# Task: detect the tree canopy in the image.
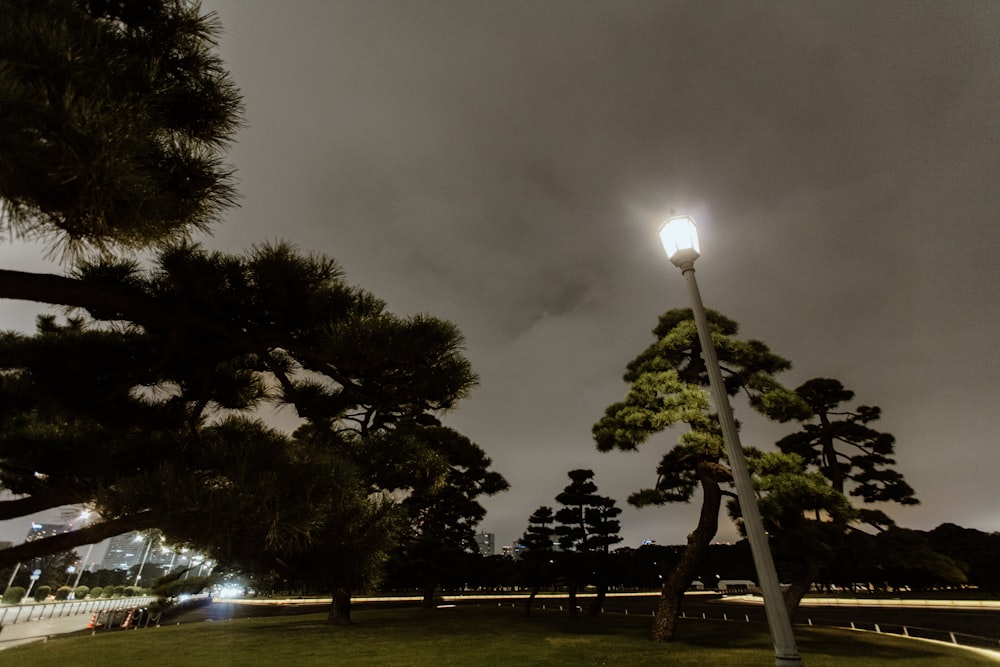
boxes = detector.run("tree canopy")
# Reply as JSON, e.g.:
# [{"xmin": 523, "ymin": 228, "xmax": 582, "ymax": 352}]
[
  {"xmin": 0, "ymin": 4, "xmax": 508, "ymax": 626},
  {"xmin": 0, "ymin": 0, "xmax": 242, "ymax": 256},
  {"xmin": 776, "ymin": 377, "xmax": 918, "ymax": 529},
  {"xmin": 0, "ymin": 242, "xmax": 486, "ymax": 572},
  {"xmin": 731, "ymin": 449, "xmax": 857, "ymax": 613},
  {"xmin": 593, "ymin": 308, "xmax": 802, "ymax": 641}
]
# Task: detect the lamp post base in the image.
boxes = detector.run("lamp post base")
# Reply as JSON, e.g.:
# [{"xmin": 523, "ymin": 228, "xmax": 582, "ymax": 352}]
[{"xmin": 775, "ymin": 652, "xmax": 804, "ymax": 667}]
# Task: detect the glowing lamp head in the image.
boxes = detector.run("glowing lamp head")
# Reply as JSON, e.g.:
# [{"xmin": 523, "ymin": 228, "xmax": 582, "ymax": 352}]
[{"xmin": 658, "ymin": 215, "xmax": 700, "ymax": 269}]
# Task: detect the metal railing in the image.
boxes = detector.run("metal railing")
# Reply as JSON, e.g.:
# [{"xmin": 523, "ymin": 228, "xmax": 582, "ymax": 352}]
[
  {"xmin": 676, "ymin": 605, "xmax": 1000, "ymax": 655},
  {"xmin": 0, "ymin": 596, "xmax": 157, "ymax": 627}
]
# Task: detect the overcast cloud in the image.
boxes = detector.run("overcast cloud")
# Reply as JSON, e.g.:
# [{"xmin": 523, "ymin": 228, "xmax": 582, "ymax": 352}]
[{"xmin": 2, "ymin": 1, "xmax": 998, "ymax": 552}]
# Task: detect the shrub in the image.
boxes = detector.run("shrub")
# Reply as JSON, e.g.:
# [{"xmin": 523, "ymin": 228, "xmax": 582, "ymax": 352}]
[
  {"xmin": 75, "ymin": 585, "xmax": 90, "ymax": 599},
  {"xmin": 33, "ymin": 585, "xmax": 51, "ymax": 602},
  {"xmin": 113, "ymin": 585, "xmax": 125, "ymax": 597},
  {"xmin": 102, "ymin": 586, "xmax": 115, "ymax": 598},
  {"xmin": 88, "ymin": 586, "xmax": 103, "ymax": 599},
  {"xmin": 2, "ymin": 586, "xmax": 26, "ymax": 604},
  {"xmin": 55, "ymin": 586, "xmax": 73, "ymax": 601}
]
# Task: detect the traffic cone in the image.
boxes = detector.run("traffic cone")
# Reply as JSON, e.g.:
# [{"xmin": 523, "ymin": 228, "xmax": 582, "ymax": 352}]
[
  {"xmin": 87, "ymin": 613, "xmax": 98, "ymax": 635},
  {"xmin": 121, "ymin": 608, "xmax": 134, "ymax": 629}
]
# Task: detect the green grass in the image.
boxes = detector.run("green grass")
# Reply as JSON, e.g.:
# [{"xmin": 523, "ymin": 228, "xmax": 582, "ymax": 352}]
[{"xmin": 0, "ymin": 604, "xmax": 994, "ymax": 666}]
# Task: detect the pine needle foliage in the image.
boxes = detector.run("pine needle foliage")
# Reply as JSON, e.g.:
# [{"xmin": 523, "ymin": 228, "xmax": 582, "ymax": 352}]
[{"xmin": 0, "ymin": 0, "xmax": 243, "ymax": 258}]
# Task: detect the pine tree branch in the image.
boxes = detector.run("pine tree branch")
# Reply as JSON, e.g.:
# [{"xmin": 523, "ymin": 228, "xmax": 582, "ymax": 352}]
[
  {"xmin": 0, "ymin": 268, "xmax": 302, "ymax": 400},
  {"xmin": 0, "ymin": 489, "xmax": 88, "ymax": 522},
  {"xmin": 0, "ymin": 511, "xmax": 159, "ymax": 569}
]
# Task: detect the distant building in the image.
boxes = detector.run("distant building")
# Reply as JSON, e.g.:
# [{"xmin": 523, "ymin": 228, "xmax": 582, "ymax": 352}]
[
  {"xmin": 100, "ymin": 532, "xmax": 172, "ymax": 572},
  {"xmin": 474, "ymin": 531, "xmax": 495, "ymax": 556},
  {"xmin": 101, "ymin": 533, "xmax": 145, "ymax": 571},
  {"xmin": 26, "ymin": 522, "xmax": 73, "ymax": 542},
  {"xmin": 22, "ymin": 523, "xmax": 74, "ymax": 570}
]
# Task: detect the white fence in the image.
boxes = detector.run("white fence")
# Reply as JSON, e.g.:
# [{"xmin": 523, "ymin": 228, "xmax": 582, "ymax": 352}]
[{"xmin": 0, "ymin": 596, "xmax": 157, "ymax": 627}]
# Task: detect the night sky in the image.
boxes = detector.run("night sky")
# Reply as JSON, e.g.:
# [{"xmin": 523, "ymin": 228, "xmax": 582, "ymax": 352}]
[{"xmin": 2, "ymin": 1, "xmax": 998, "ymax": 554}]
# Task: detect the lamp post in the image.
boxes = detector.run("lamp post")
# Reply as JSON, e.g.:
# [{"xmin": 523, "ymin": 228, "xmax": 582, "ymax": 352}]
[
  {"xmin": 133, "ymin": 533, "xmax": 153, "ymax": 587},
  {"xmin": 658, "ymin": 214, "xmax": 803, "ymax": 667},
  {"xmin": 71, "ymin": 543, "xmax": 94, "ymax": 589},
  {"xmin": 6, "ymin": 562, "xmax": 21, "ymax": 591},
  {"xmin": 72, "ymin": 511, "xmax": 95, "ymax": 590}
]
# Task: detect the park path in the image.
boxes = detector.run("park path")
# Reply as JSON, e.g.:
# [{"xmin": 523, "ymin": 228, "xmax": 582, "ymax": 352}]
[{"xmin": 0, "ymin": 611, "xmax": 92, "ymax": 650}]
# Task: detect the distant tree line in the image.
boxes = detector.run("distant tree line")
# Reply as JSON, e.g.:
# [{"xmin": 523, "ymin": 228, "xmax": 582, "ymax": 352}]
[{"xmin": 353, "ymin": 521, "xmax": 997, "ymax": 602}]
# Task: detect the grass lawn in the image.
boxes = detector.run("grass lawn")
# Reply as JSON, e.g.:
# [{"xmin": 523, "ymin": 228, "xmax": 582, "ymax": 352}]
[{"xmin": 0, "ymin": 604, "xmax": 994, "ymax": 666}]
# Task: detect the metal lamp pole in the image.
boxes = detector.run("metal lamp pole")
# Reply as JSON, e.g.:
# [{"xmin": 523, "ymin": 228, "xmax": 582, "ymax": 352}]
[
  {"xmin": 72, "ymin": 543, "xmax": 95, "ymax": 589},
  {"xmin": 659, "ymin": 215, "xmax": 803, "ymax": 667},
  {"xmin": 133, "ymin": 534, "xmax": 153, "ymax": 587},
  {"xmin": 72, "ymin": 510, "xmax": 94, "ymax": 589}
]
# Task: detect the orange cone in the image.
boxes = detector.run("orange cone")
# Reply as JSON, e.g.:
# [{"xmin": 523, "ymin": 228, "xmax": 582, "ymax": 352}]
[{"xmin": 87, "ymin": 612, "xmax": 98, "ymax": 635}]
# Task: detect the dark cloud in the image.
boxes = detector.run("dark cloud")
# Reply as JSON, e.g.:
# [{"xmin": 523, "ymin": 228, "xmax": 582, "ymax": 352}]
[
  {"xmin": 158, "ymin": 0, "xmax": 1000, "ymax": 548},
  {"xmin": 3, "ymin": 1, "xmax": 998, "ymax": 550}
]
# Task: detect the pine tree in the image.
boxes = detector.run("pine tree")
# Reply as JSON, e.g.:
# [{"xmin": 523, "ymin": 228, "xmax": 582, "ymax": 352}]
[
  {"xmin": 593, "ymin": 308, "xmax": 803, "ymax": 641},
  {"xmin": 776, "ymin": 378, "xmax": 918, "ymax": 529},
  {"xmin": 395, "ymin": 426, "xmax": 509, "ymax": 609},
  {"xmin": 517, "ymin": 506, "xmax": 556, "ymax": 616},
  {"xmin": 0, "ymin": 0, "xmax": 242, "ymax": 256},
  {"xmin": 731, "ymin": 449, "xmax": 856, "ymax": 615},
  {"xmin": 552, "ymin": 469, "xmax": 622, "ymax": 618}
]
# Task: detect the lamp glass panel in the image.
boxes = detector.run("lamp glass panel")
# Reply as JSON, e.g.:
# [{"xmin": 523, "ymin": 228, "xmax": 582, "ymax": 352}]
[{"xmin": 658, "ymin": 216, "xmax": 700, "ymax": 259}]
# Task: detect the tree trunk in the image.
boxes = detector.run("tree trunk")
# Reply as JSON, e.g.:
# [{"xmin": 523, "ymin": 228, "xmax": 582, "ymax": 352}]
[
  {"xmin": 783, "ymin": 560, "xmax": 822, "ymax": 619},
  {"xmin": 421, "ymin": 582, "xmax": 437, "ymax": 608},
  {"xmin": 588, "ymin": 582, "xmax": 608, "ymax": 616},
  {"xmin": 651, "ymin": 470, "xmax": 722, "ymax": 642},
  {"xmin": 524, "ymin": 585, "xmax": 540, "ymax": 617},
  {"xmin": 327, "ymin": 588, "xmax": 352, "ymax": 626},
  {"xmin": 818, "ymin": 413, "xmax": 845, "ymax": 494},
  {"xmin": 567, "ymin": 583, "xmax": 579, "ymax": 619}
]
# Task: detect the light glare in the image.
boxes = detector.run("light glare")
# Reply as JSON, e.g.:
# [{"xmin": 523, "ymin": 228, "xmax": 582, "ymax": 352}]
[{"xmin": 658, "ymin": 215, "xmax": 700, "ymax": 258}]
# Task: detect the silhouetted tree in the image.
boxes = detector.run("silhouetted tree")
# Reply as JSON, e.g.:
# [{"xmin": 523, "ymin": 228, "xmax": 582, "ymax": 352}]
[
  {"xmin": 770, "ymin": 378, "xmax": 922, "ymax": 609},
  {"xmin": 552, "ymin": 469, "xmax": 622, "ymax": 618},
  {"xmin": 926, "ymin": 523, "xmax": 1000, "ymax": 593},
  {"xmin": 0, "ymin": 2, "xmax": 506, "ymax": 633},
  {"xmin": 517, "ymin": 506, "xmax": 557, "ymax": 616},
  {"xmin": 583, "ymin": 494, "xmax": 623, "ymax": 615},
  {"xmin": 865, "ymin": 527, "xmax": 967, "ymax": 592},
  {"xmin": 394, "ymin": 427, "xmax": 509, "ymax": 608},
  {"xmin": 777, "ymin": 378, "xmax": 918, "ymax": 529}
]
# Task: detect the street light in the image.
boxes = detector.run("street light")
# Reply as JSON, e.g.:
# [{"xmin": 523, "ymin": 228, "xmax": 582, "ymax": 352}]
[
  {"xmin": 72, "ymin": 511, "xmax": 95, "ymax": 590},
  {"xmin": 133, "ymin": 533, "xmax": 153, "ymax": 587},
  {"xmin": 658, "ymin": 214, "xmax": 803, "ymax": 667}
]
